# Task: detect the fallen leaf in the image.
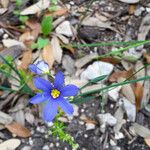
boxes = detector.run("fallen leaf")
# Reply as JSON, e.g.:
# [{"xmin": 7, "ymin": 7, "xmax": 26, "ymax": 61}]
[
  {"xmin": 75, "ymin": 53, "xmax": 98, "ymax": 69},
  {"xmin": 0, "ymin": 111, "xmax": 13, "ymax": 125},
  {"xmin": 99, "ymin": 57, "xmax": 121, "ymax": 65},
  {"xmin": 82, "ymin": 17, "xmax": 118, "ymax": 32},
  {"xmin": 42, "ymin": 44, "xmax": 54, "ymax": 69},
  {"xmin": 128, "ymin": 4, "xmax": 136, "ymax": 15},
  {"xmin": 0, "ymin": 139, "xmax": 21, "ymax": 150},
  {"xmin": 51, "ymin": 36, "xmax": 63, "ymax": 63},
  {"xmin": 145, "ymin": 138, "xmax": 150, "ymax": 148},
  {"xmin": 20, "ymin": 0, "xmax": 50, "ymax": 15},
  {"xmin": 144, "ymin": 52, "xmax": 150, "ymax": 63},
  {"xmin": 46, "ymin": 8, "xmax": 68, "ymax": 17},
  {"xmin": 80, "ymin": 115, "xmax": 97, "ymax": 124},
  {"xmin": 130, "ymin": 123, "xmax": 150, "ymax": 138},
  {"xmin": 119, "ymin": 78, "xmax": 135, "ymax": 104},
  {"xmin": 134, "ymin": 61, "xmax": 145, "ymax": 85},
  {"xmin": 56, "ymin": 21, "xmax": 73, "ymax": 37},
  {"xmin": 62, "ymin": 55, "xmax": 75, "ymax": 74},
  {"xmin": 19, "ymin": 31, "xmax": 34, "ymax": 47},
  {"xmin": 5, "ymin": 122, "xmax": 31, "ymax": 138},
  {"xmin": 137, "ymin": 13, "xmax": 150, "ymax": 50},
  {"xmin": 109, "ymin": 69, "xmax": 133, "ymax": 82},
  {"xmin": 132, "ymin": 83, "xmax": 144, "ymax": 111},
  {"xmin": 1, "ymin": 0, "xmax": 9, "ymax": 8},
  {"xmin": 2, "ymin": 39, "xmax": 25, "ymax": 48},
  {"xmin": 19, "ymin": 50, "xmax": 32, "ymax": 70},
  {"xmin": 62, "ymin": 44, "xmax": 75, "ymax": 54},
  {"xmin": 25, "ymin": 19, "xmax": 40, "ymax": 40}
]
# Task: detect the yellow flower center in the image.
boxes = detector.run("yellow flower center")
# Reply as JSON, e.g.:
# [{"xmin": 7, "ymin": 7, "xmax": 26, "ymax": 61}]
[{"xmin": 51, "ymin": 89, "xmax": 60, "ymax": 99}]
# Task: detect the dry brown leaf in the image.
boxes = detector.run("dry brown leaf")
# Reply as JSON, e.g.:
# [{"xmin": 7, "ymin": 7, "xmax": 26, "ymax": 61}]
[
  {"xmin": 145, "ymin": 138, "xmax": 150, "ymax": 148},
  {"xmin": 109, "ymin": 69, "xmax": 133, "ymax": 82},
  {"xmin": 42, "ymin": 44, "xmax": 54, "ymax": 69},
  {"xmin": 46, "ymin": 8, "xmax": 68, "ymax": 17},
  {"xmin": 5, "ymin": 122, "xmax": 31, "ymax": 138},
  {"xmin": 132, "ymin": 83, "xmax": 144, "ymax": 111},
  {"xmin": 19, "ymin": 31, "xmax": 34, "ymax": 47},
  {"xmin": 25, "ymin": 19, "xmax": 40, "ymax": 40},
  {"xmin": 99, "ymin": 57, "xmax": 120, "ymax": 65},
  {"xmin": 144, "ymin": 52, "xmax": 150, "ymax": 64},
  {"xmin": 62, "ymin": 44, "xmax": 75, "ymax": 54},
  {"xmin": 18, "ymin": 50, "xmax": 32, "ymax": 70},
  {"xmin": 128, "ymin": 4, "xmax": 136, "ymax": 15}
]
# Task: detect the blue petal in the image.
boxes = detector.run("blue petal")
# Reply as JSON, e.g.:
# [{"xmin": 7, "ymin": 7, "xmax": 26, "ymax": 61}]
[
  {"xmin": 29, "ymin": 64, "xmax": 38, "ymax": 74},
  {"xmin": 36, "ymin": 61, "xmax": 49, "ymax": 74},
  {"xmin": 54, "ymin": 71, "xmax": 64, "ymax": 89},
  {"xmin": 58, "ymin": 98, "xmax": 74, "ymax": 115},
  {"xmin": 33, "ymin": 77, "xmax": 53, "ymax": 92},
  {"xmin": 29, "ymin": 93, "xmax": 49, "ymax": 104},
  {"xmin": 43, "ymin": 100, "xmax": 58, "ymax": 122},
  {"xmin": 61, "ymin": 85, "xmax": 78, "ymax": 97}
]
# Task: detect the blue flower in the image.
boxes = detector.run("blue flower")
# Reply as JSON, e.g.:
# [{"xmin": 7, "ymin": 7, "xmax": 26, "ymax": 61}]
[
  {"xmin": 29, "ymin": 60, "xmax": 49, "ymax": 75},
  {"xmin": 29, "ymin": 71, "xmax": 78, "ymax": 122}
]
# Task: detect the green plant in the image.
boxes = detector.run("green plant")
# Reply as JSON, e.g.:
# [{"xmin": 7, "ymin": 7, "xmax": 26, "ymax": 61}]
[
  {"xmin": 41, "ymin": 16, "xmax": 53, "ymax": 36},
  {"xmin": 31, "ymin": 37, "xmax": 49, "ymax": 49},
  {"xmin": 49, "ymin": 114, "xmax": 79, "ymax": 150}
]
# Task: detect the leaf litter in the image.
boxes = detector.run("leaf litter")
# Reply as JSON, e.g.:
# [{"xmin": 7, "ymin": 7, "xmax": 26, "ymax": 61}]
[{"xmin": 0, "ymin": 0, "xmax": 150, "ymax": 149}]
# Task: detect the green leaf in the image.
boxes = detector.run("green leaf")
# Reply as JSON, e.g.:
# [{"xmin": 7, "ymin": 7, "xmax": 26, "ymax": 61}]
[
  {"xmin": 72, "ymin": 96, "xmax": 96, "ymax": 104},
  {"xmin": 16, "ymin": 0, "xmax": 23, "ymax": 7},
  {"xmin": 41, "ymin": 16, "xmax": 53, "ymax": 36},
  {"xmin": 37, "ymin": 38, "xmax": 49, "ymax": 49},
  {"xmin": 81, "ymin": 75, "xmax": 107, "ymax": 90},
  {"xmin": 32, "ymin": 38, "xmax": 49, "ymax": 49},
  {"xmin": 19, "ymin": 15, "xmax": 29, "ymax": 23},
  {"xmin": 79, "ymin": 75, "xmax": 150, "ymax": 97}
]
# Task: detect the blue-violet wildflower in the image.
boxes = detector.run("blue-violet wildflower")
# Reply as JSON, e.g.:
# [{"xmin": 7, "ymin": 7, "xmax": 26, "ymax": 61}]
[
  {"xmin": 29, "ymin": 71, "xmax": 78, "ymax": 122},
  {"xmin": 29, "ymin": 60, "xmax": 49, "ymax": 75}
]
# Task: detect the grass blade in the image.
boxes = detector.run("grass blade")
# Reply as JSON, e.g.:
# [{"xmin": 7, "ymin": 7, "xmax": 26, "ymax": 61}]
[
  {"xmin": 80, "ymin": 75, "xmax": 107, "ymax": 90},
  {"xmin": 79, "ymin": 76, "xmax": 150, "ymax": 97}
]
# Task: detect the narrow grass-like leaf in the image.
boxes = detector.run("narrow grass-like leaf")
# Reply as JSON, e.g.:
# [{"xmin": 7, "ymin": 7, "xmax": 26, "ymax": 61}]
[
  {"xmin": 70, "ymin": 40, "xmax": 150, "ymax": 48},
  {"xmin": 95, "ymin": 40, "xmax": 150, "ymax": 59},
  {"xmin": 0, "ymin": 86, "xmax": 16, "ymax": 92},
  {"xmin": 81, "ymin": 75, "xmax": 107, "ymax": 90},
  {"xmin": 72, "ymin": 96, "xmax": 96, "ymax": 104},
  {"xmin": 0, "ymin": 68, "xmax": 20, "ymax": 81},
  {"xmin": 0, "ymin": 55, "xmax": 21, "ymax": 79},
  {"xmin": 41, "ymin": 16, "xmax": 53, "ymax": 36},
  {"xmin": 79, "ymin": 76, "xmax": 150, "ymax": 97}
]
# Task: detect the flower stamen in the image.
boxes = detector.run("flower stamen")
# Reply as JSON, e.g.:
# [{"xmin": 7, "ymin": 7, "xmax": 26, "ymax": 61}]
[{"xmin": 51, "ymin": 89, "xmax": 60, "ymax": 98}]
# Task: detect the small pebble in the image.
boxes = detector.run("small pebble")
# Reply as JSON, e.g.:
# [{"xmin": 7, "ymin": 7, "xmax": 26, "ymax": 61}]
[
  {"xmin": 81, "ymin": 109, "xmax": 85, "ymax": 113},
  {"xmin": 29, "ymin": 138, "xmax": 33, "ymax": 145},
  {"xmin": 42, "ymin": 145, "xmax": 49, "ymax": 150},
  {"xmin": 21, "ymin": 146, "xmax": 31, "ymax": 150},
  {"xmin": 115, "ymin": 132, "xmax": 124, "ymax": 140},
  {"xmin": 110, "ymin": 139, "xmax": 116, "ymax": 146},
  {"xmin": 56, "ymin": 142, "xmax": 60, "ymax": 147},
  {"xmin": 84, "ymin": 134, "xmax": 88, "ymax": 138},
  {"xmin": 78, "ymin": 121, "xmax": 84, "ymax": 125},
  {"xmin": 3, "ymin": 33, "xmax": 8, "ymax": 39},
  {"xmin": 49, "ymin": 143, "xmax": 54, "ymax": 148},
  {"xmin": 86, "ymin": 123, "xmax": 96, "ymax": 130}
]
